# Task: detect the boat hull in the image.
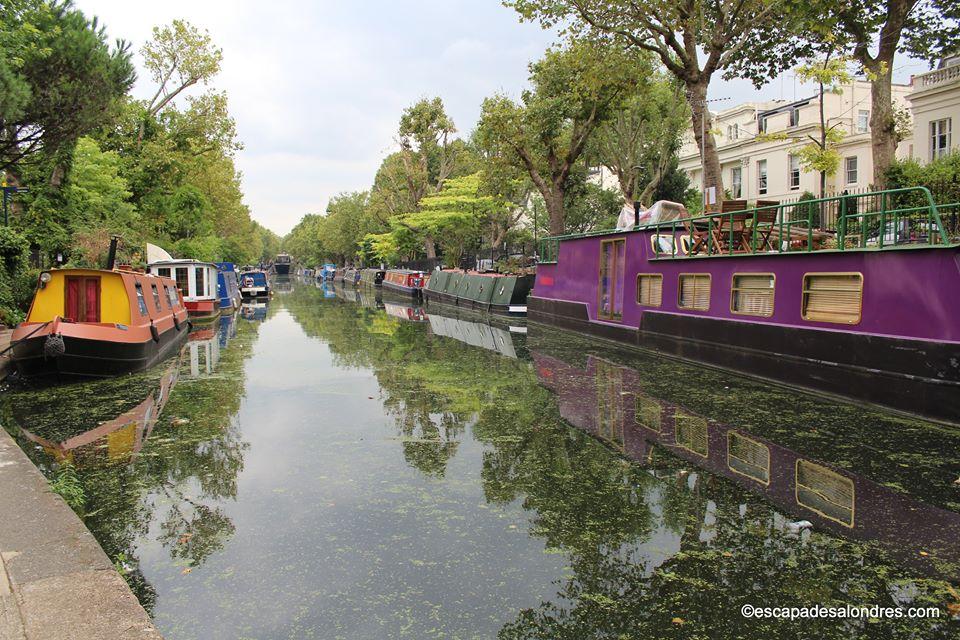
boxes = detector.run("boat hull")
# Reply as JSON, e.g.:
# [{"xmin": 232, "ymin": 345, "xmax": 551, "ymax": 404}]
[
  {"xmin": 12, "ymin": 325, "xmax": 189, "ymax": 379},
  {"xmin": 240, "ymin": 286, "xmax": 269, "ymax": 298},
  {"xmin": 528, "ymin": 296, "xmax": 960, "ymax": 424},
  {"xmin": 381, "ymin": 282, "xmax": 422, "ymax": 299},
  {"xmin": 274, "ymin": 264, "xmax": 290, "ymax": 275}
]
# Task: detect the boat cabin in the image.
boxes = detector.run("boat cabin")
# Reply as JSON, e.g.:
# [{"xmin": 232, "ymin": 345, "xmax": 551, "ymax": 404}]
[
  {"xmin": 239, "ymin": 270, "xmax": 270, "ymax": 298},
  {"xmin": 148, "ymin": 260, "xmax": 220, "ymax": 321}
]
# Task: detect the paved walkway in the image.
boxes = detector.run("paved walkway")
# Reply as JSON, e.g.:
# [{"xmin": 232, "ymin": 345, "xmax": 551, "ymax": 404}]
[{"xmin": 0, "ymin": 427, "xmax": 162, "ymax": 639}]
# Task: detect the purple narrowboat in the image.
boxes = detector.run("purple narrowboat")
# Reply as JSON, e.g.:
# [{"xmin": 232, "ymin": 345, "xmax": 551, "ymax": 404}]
[{"xmin": 529, "ymin": 187, "xmax": 960, "ymax": 423}]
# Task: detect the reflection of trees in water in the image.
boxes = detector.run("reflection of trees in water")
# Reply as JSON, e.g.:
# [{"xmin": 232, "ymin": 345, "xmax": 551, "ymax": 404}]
[
  {"xmin": 483, "ymin": 353, "xmax": 957, "ymax": 639},
  {"xmin": 0, "ymin": 318, "xmax": 260, "ymax": 614}
]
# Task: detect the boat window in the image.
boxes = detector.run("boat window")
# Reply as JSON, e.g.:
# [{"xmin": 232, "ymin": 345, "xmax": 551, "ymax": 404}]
[
  {"xmin": 175, "ymin": 268, "xmax": 189, "ymax": 297},
  {"xmin": 796, "ymin": 459, "xmax": 854, "ymax": 527},
  {"xmin": 166, "ymin": 285, "xmax": 179, "ymax": 308},
  {"xmin": 634, "ymin": 394, "xmax": 662, "ymax": 432},
  {"xmin": 636, "ymin": 274, "xmax": 663, "ymax": 307},
  {"xmin": 650, "ymin": 234, "xmax": 679, "ymax": 256},
  {"xmin": 801, "ymin": 273, "xmax": 862, "ymax": 324},
  {"xmin": 151, "ymin": 284, "xmax": 163, "ymax": 311},
  {"xmin": 678, "ymin": 274, "xmax": 711, "ymax": 310},
  {"xmin": 727, "ymin": 431, "xmax": 770, "ymax": 484},
  {"xmin": 195, "ymin": 267, "xmax": 206, "ymax": 297},
  {"xmin": 731, "ymin": 273, "xmax": 775, "ymax": 317},
  {"xmin": 674, "ymin": 411, "xmax": 708, "ymax": 457},
  {"xmin": 134, "ymin": 283, "xmax": 148, "ymax": 316},
  {"xmin": 64, "ymin": 276, "xmax": 101, "ymax": 323}
]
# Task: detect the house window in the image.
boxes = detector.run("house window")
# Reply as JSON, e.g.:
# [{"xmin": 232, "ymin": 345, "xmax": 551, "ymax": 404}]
[
  {"xmin": 845, "ymin": 156, "xmax": 858, "ymax": 184},
  {"xmin": 931, "ymin": 118, "xmax": 952, "ymax": 160},
  {"xmin": 856, "ymin": 110, "xmax": 869, "ymax": 134},
  {"xmin": 802, "ymin": 273, "xmax": 863, "ymax": 324},
  {"xmin": 788, "ymin": 155, "xmax": 800, "ymax": 190},
  {"xmin": 636, "ymin": 274, "xmax": 663, "ymax": 307},
  {"xmin": 757, "ymin": 160, "xmax": 768, "ymax": 195},
  {"xmin": 759, "ymin": 117, "xmax": 768, "ymax": 133},
  {"xmin": 727, "ymin": 123, "xmax": 739, "ymax": 141},
  {"xmin": 678, "ymin": 274, "xmax": 711, "ymax": 311},
  {"xmin": 731, "ymin": 166, "xmax": 742, "ymax": 198},
  {"xmin": 728, "ymin": 431, "xmax": 770, "ymax": 484},
  {"xmin": 796, "ymin": 459, "xmax": 854, "ymax": 527},
  {"xmin": 134, "ymin": 283, "xmax": 148, "ymax": 316},
  {"xmin": 731, "ymin": 273, "xmax": 775, "ymax": 317},
  {"xmin": 155, "ymin": 267, "xmax": 171, "ymax": 279},
  {"xmin": 789, "ymin": 107, "xmax": 799, "ymax": 127}
]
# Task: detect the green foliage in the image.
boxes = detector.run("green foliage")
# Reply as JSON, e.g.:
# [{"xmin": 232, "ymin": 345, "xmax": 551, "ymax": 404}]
[
  {"xmin": 49, "ymin": 462, "xmax": 85, "ymax": 513},
  {"xmin": 0, "ymin": 0, "xmax": 136, "ymax": 173},
  {"xmin": 885, "ymin": 152, "xmax": 960, "ymax": 207}
]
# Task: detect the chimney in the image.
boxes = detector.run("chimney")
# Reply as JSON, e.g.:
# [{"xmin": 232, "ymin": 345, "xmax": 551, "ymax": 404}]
[{"xmin": 106, "ymin": 235, "xmax": 120, "ymax": 270}]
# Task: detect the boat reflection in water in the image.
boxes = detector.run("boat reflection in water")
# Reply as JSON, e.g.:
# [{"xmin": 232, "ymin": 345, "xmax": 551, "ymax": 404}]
[
  {"xmin": 13, "ymin": 353, "xmax": 181, "ymax": 466},
  {"xmin": 240, "ymin": 299, "xmax": 268, "ymax": 322},
  {"xmin": 383, "ymin": 300, "xmax": 427, "ymax": 322},
  {"xmin": 531, "ymin": 341, "xmax": 960, "ymax": 582},
  {"xmin": 427, "ymin": 312, "xmax": 525, "ymax": 359},
  {"xmin": 272, "ymin": 276, "xmax": 293, "ymax": 295}
]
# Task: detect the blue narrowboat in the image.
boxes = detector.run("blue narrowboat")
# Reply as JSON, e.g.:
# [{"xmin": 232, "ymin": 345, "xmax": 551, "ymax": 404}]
[
  {"xmin": 215, "ymin": 262, "xmax": 242, "ymax": 313},
  {"xmin": 239, "ymin": 270, "xmax": 270, "ymax": 298}
]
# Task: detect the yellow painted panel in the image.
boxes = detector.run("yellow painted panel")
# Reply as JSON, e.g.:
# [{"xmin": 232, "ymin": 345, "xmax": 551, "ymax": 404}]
[
  {"xmin": 100, "ymin": 275, "xmax": 131, "ymax": 324},
  {"xmin": 26, "ymin": 274, "xmax": 64, "ymax": 321}
]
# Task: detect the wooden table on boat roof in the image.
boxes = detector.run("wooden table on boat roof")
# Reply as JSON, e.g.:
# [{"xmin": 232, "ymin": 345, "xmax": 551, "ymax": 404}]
[{"xmin": 687, "ymin": 214, "xmax": 835, "ymax": 254}]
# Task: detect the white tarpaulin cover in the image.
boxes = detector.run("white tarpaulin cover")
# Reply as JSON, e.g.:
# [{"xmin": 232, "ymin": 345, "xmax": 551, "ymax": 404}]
[
  {"xmin": 616, "ymin": 200, "xmax": 689, "ymax": 231},
  {"xmin": 146, "ymin": 243, "xmax": 173, "ymax": 264}
]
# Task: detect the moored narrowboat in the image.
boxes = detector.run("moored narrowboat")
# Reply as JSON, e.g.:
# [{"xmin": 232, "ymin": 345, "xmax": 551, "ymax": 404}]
[
  {"xmin": 319, "ymin": 263, "xmax": 337, "ymax": 282},
  {"xmin": 382, "ymin": 269, "xmax": 429, "ymax": 299},
  {"xmin": 11, "ymin": 268, "xmax": 189, "ymax": 379},
  {"xmin": 148, "ymin": 259, "xmax": 221, "ymax": 324},
  {"xmin": 528, "ymin": 187, "xmax": 960, "ymax": 422},
  {"xmin": 274, "ymin": 253, "xmax": 292, "ymax": 275},
  {"xmin": 239, "ymin": 270, "xmax": 270, "ymax": 298},
  {"xmin": 342, "ymin": 267, "xmax": 361, "ymax": 287},
  {"xmin": 424, "ymin": 270, "xmax": 534, "ymax": 315},
  {"xmin": 215, "ymin": 262, "xmax": 242, "ymax": 314},
  {"xmin": 359, "ymin": 268, "xmax": 386, "ymax": 287}
]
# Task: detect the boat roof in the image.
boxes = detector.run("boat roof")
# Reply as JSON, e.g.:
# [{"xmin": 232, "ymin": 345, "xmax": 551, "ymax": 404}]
[{"xmin": 149, "ymin": 259, "xmax": 218, "ymax": 268}]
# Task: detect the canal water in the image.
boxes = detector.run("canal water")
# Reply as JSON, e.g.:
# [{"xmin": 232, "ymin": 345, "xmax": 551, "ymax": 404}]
[{"xmin": 2, "ymin": 278, "xmax": 959, "ymax": 639}]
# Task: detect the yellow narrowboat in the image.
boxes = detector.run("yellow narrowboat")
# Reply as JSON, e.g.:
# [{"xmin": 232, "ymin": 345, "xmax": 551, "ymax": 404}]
[{"xmin": 11, "ymin": 267, "xmax": 190, "ymax": 379}]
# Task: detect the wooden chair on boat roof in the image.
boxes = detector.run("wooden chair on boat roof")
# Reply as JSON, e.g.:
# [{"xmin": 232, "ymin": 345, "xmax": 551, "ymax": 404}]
[{"xmin": 745, "ymin": 199, "xmax": 780, "ymax": 251}]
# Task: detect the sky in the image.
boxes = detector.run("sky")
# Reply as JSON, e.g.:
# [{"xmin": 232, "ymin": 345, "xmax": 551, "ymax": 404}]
[{"xmin": 75, "ymin": 0, "xmax": 933, "ymax": 236}]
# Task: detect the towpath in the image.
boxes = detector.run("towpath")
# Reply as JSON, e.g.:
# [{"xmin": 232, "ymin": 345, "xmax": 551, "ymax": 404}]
[{"xmin": 0, "ymin": 426, "xmax": 162, "ymax": 640}]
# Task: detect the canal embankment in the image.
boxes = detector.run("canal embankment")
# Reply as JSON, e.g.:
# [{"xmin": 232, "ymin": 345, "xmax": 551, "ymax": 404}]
[{"xmin": 0, "ymin": 426, "xmax": 162, "ymax": 640}]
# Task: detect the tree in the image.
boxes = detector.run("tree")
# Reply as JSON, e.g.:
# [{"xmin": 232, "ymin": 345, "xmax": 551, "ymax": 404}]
[
  {"xmin": 476, "ymin": 39, "xmax": 643, "ymax": 235},
  {"xmin": 140, "ymin": 19, "xmax": 222, "ymax": 132},
  {"xmin": 809, "ymin": 1, "xmax": 960, "ymax": 186},
  {"xmin": 0, "ymin": 0, "xmax": 135, "ymax": 174},
  {"xmin": 587, "ymin": 74, "xmax": 689, "ymax": 205},
  {"xmin": 777, "ymin": 55, "xmax": 854, "ymax": 197},
  {"xmin": 506, "ymin": 0, "xmax": 811, "ymax": 207}
]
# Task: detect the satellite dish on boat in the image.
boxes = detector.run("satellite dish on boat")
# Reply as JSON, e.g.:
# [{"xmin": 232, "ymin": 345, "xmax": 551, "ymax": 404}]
[{"xmin": 146, "ymin": 243, "xmax": 174, "ymax": 264}]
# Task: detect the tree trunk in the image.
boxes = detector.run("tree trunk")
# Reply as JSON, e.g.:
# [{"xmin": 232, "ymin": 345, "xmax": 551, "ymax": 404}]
[
  {"xmin": 686, "ymin": 80, "xmax": 724, "ymax": 208},
  {"xmin": 544, "ymin": 191, "xmax": 565, "ymax": 236},
  {"xmin": 424, "ymin": 236, "xmax": 436, "ymax": 260},
  {"xmin": 869, "ymin": 66, "xmax": 896, "ymax": 188}
]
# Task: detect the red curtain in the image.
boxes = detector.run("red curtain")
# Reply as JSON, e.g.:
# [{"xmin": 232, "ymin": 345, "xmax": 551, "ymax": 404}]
[
  {"xmin": 65, "ymin": 278, "xmax": 80, "ymax": 321},
  {"xmin": 84, "ymin": 279, "xmax": 100, "ymax": 322}
]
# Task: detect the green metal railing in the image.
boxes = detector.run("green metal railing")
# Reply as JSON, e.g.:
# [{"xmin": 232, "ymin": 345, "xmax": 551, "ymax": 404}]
[{"xmin": 536, "ymin": 187, "xmax": 959, "ymax": 263}]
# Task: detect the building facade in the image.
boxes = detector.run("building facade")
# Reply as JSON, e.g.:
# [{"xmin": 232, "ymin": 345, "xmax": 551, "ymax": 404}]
[
  {"xmin": 676, "ymin": 80, "xmax": 914, "ymax": 205},
  {"xmin": 907, "ymin": 56, "xmax": 959, "ymax": 163}
]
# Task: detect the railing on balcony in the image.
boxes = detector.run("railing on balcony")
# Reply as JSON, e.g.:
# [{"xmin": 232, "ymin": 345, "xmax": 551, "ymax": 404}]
[
  {"xmin": 915, "ymin": 65, "xmax": 960, "ymax": 89},
  {"xmin": 536, "ymin": 187, "xmax": 960, "ymax": 264}
]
